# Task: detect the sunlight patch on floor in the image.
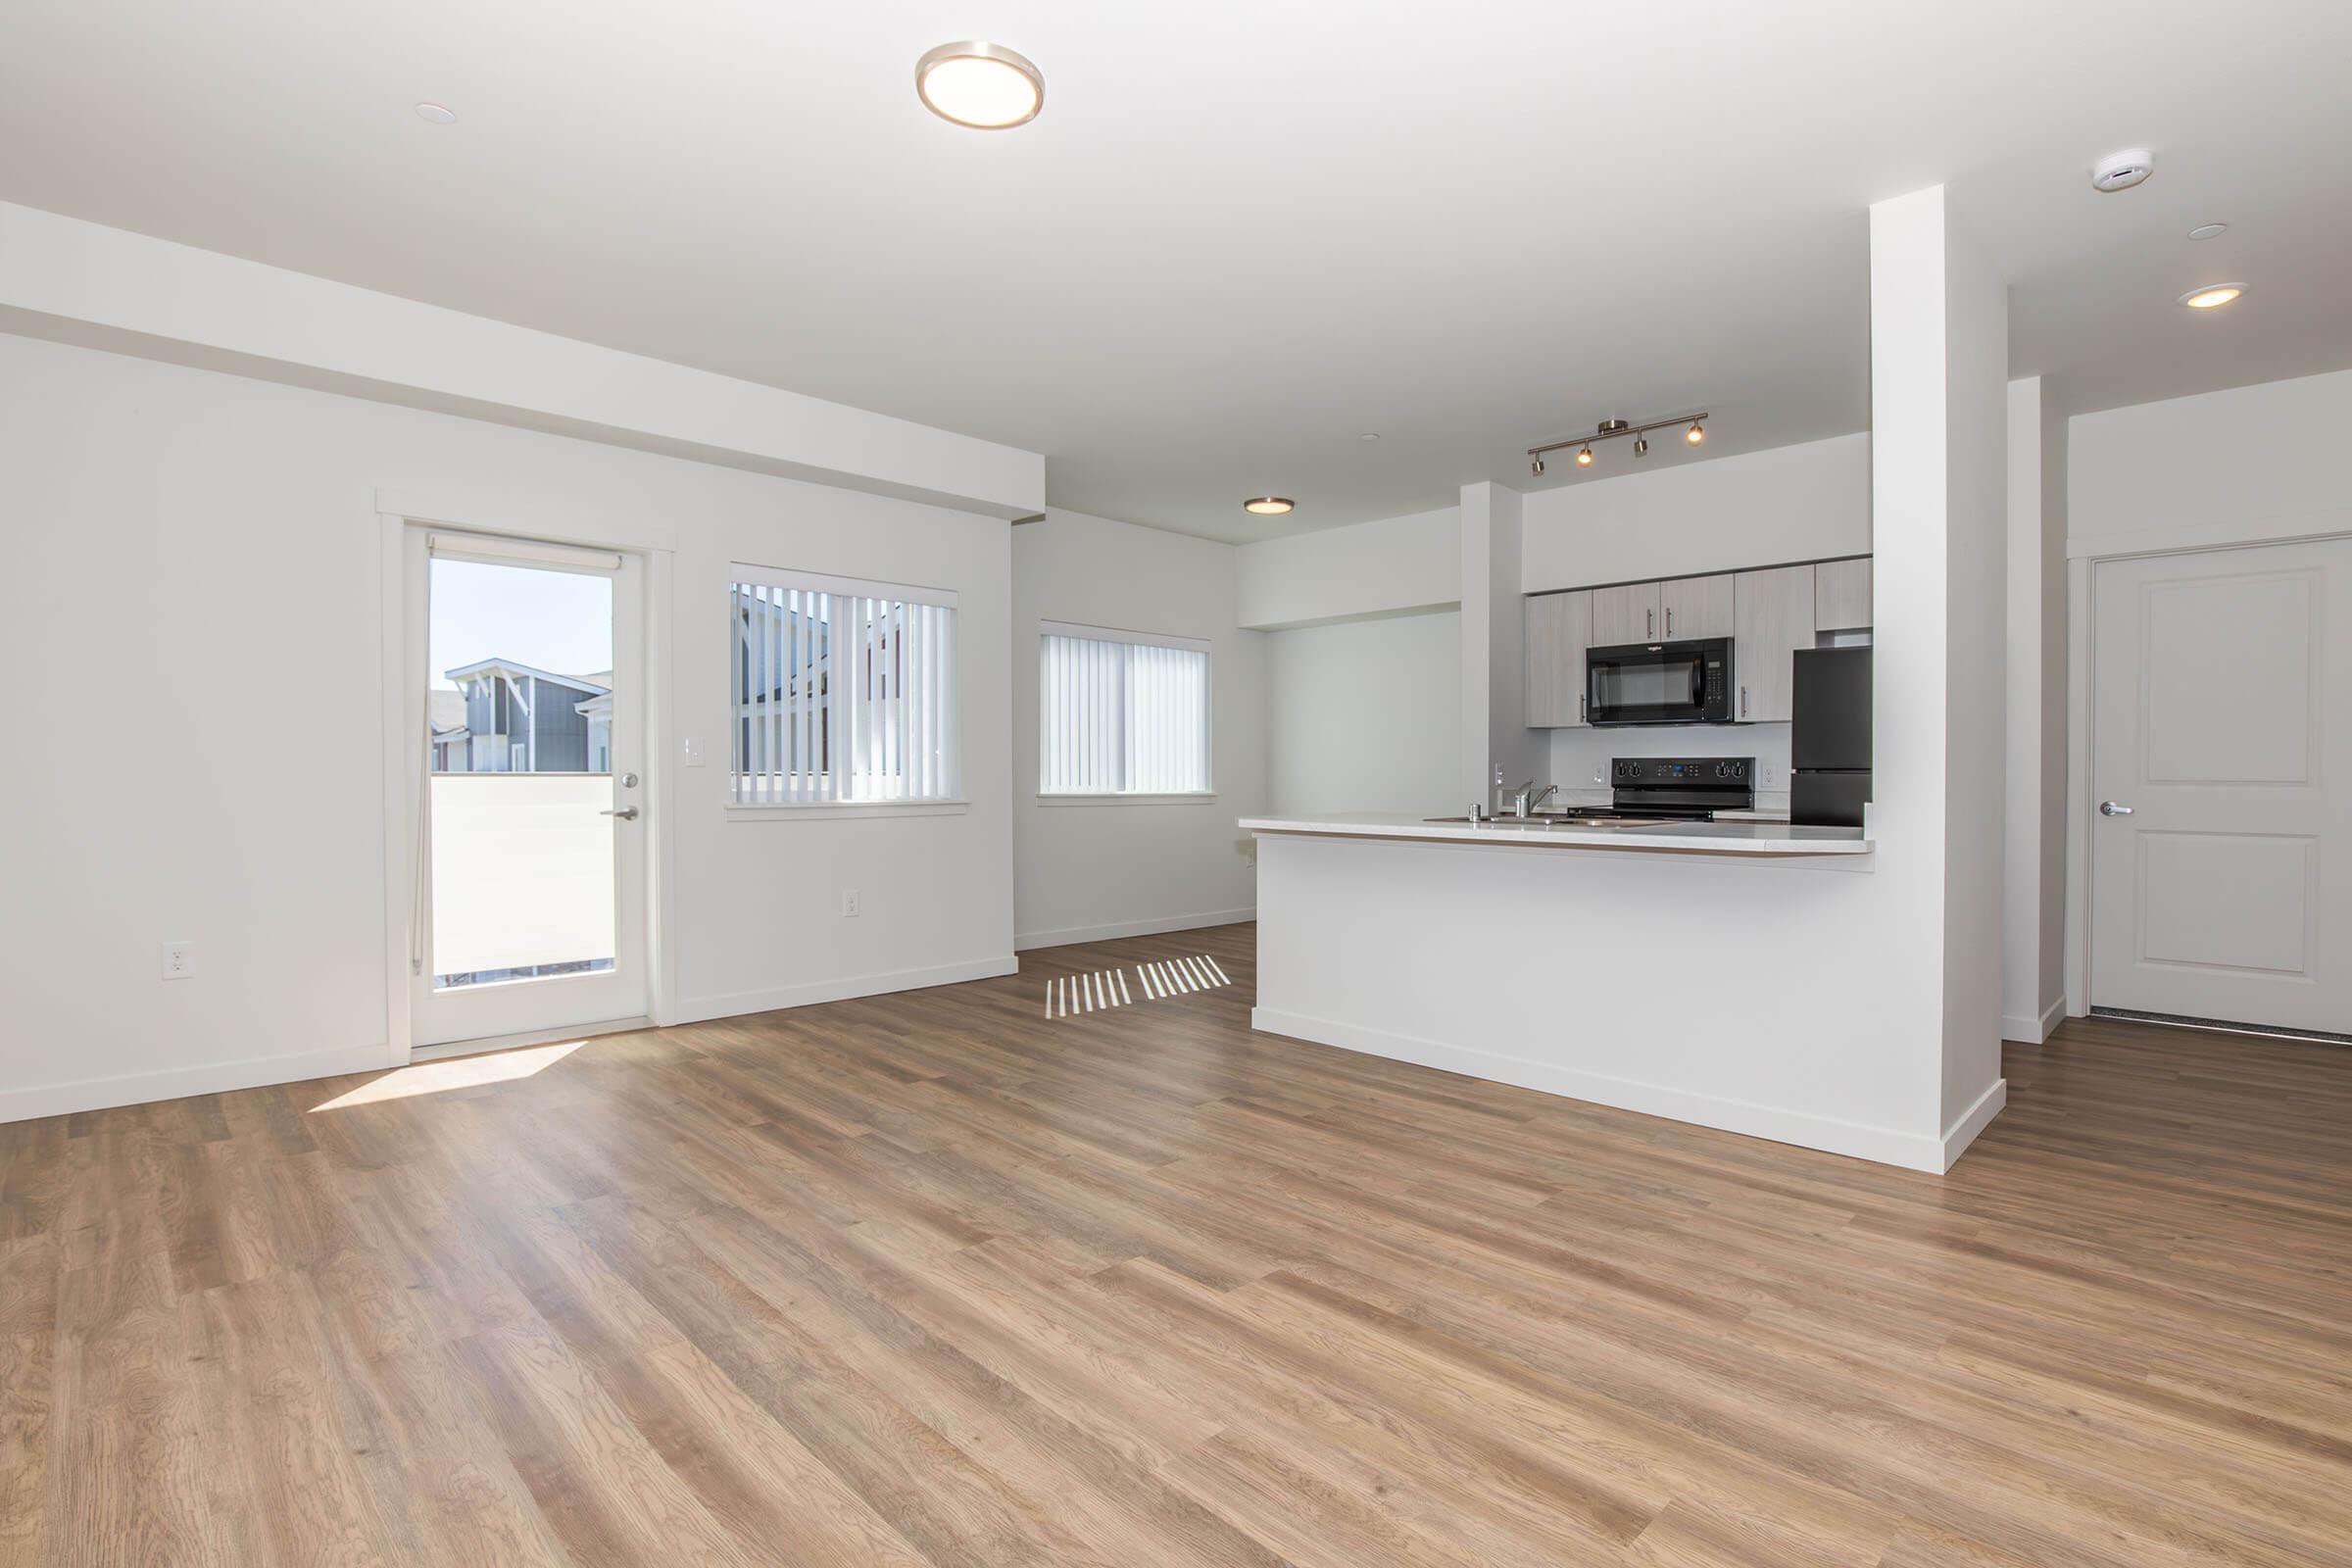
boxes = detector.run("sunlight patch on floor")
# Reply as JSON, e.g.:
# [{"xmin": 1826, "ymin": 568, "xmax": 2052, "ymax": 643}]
[
  {"xmin": 310, "ymin": 1040, "xmax": 586, "ymax": 1110},
  {"xmin": 1051, "ymin": 955, "xmax": 1232, "ymax": 1018}
]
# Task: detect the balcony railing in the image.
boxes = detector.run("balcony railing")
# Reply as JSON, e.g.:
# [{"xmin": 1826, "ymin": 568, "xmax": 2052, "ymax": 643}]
[{"xmin": 429, "ymin": 773, "xmax": 614, "ymax": 981}]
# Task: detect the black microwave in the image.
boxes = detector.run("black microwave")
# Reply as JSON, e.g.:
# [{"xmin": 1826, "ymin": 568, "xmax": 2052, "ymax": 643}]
[{"xmin": 1588, "ymin": 637, "xmax": 1735, "ymax": 725}]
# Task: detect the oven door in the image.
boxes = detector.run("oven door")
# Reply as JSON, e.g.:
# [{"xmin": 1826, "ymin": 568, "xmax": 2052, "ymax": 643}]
[{"xmin": 1587, "ymin": 639, "xmax": 1733, "ymax": 725}]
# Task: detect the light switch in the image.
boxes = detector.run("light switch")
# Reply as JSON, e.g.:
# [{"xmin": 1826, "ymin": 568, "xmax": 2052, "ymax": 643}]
[{"xmin": 683, "ymin": 735, "xmax": 705, "ymax": 767}]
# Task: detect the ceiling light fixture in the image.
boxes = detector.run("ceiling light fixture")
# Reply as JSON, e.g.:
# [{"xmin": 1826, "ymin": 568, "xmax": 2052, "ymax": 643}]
[
  {"xmin": 2180, "ymin": 283, "xmax": 2245, "ymax": 310},
  {"xmin": 1529, "ymin": 413, "xmax": 1708, "ymax": 477},
  {"xmin": 2186, "ymin": 222, "xmax": 2229, "ymax": 241},
  {"xmin": 1243, "ymin": 496, "xmax": 1295, "ymax": 515},
  {"xmin": 915, "ymin": 41, "xmax": 1044, "ymax": 129},
  {"xmin": 414, "ymin": 102, "xmax": 458, "ymax": 124}
]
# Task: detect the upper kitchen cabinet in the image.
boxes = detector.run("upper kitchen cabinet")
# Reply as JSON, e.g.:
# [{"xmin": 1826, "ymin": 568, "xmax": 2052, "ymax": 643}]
[
  {"xmin": 1660, "ymin": 573, "xmax": 1735, "ymax": 640},
  {"xmin": 1815, "ymin": 557, "xmax": 1874, "ymax": 630},
  {"xmin": 1734, "ymin": 564, "xmax": 1816, "ymax": 721},
  {"xmin": 1590, "ymin": 581, "xmax": 1661, "ymax": 647},
  {"xmin": 1525, "ymin": 589, "xmax": 1592, "ymax": 727}
]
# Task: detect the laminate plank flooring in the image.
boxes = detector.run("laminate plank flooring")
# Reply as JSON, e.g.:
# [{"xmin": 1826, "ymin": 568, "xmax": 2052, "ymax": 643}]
[{"xmin": 3, "ymin": 924, "xmax": 2349, "ymax": 1565}]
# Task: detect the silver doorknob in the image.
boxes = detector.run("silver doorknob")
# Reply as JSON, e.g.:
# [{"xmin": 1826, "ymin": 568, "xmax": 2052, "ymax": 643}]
[
  {"xmin": 601, "ymin": 807, "xmax": 640, "ymax": 820},
  {"xmin": 2099, "ymin": 801, "xmax": 2133, "ymax": 816}
]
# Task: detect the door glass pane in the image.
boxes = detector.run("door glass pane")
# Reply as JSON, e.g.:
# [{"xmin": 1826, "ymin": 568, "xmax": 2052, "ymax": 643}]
[{"xmin": 426, "ymin": 558, "xmax": 615, "ymax": 990}]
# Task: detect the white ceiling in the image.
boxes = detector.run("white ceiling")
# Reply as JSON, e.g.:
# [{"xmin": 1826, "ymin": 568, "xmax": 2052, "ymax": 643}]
[{"xmin": 5, "ymin": 1, "xmax": 2350, "ymax": 542}]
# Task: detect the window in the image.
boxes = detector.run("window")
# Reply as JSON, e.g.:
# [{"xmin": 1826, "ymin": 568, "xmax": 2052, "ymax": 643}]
[
  {"xmin": 730, "ymin": 566, "xmax": 957, "ymax": 805},
  {"xmin": 1040, "ymin": 622, "xmax": 1210, "ymax": 796}
]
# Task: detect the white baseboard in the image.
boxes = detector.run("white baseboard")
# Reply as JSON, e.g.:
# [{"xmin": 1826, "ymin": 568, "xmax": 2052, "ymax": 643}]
[
  {"xmin": 0, "ymin": 1040, "xmax": 392, "ymax": 1127},
  {"xmin": 1250, "ymin": 1006, "xmax": 1952, "ymax": 1173},
  {"xmin": 671, "ymin": 955, "xmax": 1019, "ymax": 1025},
  {"xmin": 1938, "ymin": 1077, "xmax": 2008, "ymax": 1170},
  {"xmin": 2001, "ymin": 996, "xmax": 2066, "ymax": 1044},
  {"xmin": 1014, "ymin": 908, "xmax": 1255, "ymax": 952}
]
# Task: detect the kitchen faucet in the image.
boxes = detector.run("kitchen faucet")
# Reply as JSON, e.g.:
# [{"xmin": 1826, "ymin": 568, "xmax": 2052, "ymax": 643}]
[{"xmin": 1507, "ymin": 780, "xmax": 1557, "ymax": 818}]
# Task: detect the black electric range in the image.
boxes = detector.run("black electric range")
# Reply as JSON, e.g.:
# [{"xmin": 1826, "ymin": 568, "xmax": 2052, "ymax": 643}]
[{"xmin": 1550, "ymin": 756, "xmax": 1755, "ymax": 821}]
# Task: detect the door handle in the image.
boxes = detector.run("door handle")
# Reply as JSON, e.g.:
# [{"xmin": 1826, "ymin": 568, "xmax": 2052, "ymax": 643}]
[
  {"xmin": 601, "ymin": 807, "xmax": 641, "ymax": 820},
  {"xmin": 1666, "ymin": 607, "xmax": 1674, "ymax": 637},
  {"xmin": 2099, "ymin": 801, "xmax": 2133, "ymax": 817},
  {"xmin": 1647, "ymin": 607, "xmax": 1655, "ymax": 637},
  {"xmin": 1579, "ymin": 693, "xmax": 1587, "ymax": 723},
  {"xmin": 1740, "ymin": 684, "xmax": 1748, "ymax": 718}
]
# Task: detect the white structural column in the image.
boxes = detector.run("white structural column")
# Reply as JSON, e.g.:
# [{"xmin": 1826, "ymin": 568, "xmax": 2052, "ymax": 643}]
[
  {"xmin": 2002, "ymin": 378, "xmax": 2069, "ymax": 1042},
  {"xmin": 1458, "ymin": 480, "xmax": 1542, "ymax": 807},
  {"xmin": 1870, "ymin": 184, "xmax": 2011, "ymax": 1145}
]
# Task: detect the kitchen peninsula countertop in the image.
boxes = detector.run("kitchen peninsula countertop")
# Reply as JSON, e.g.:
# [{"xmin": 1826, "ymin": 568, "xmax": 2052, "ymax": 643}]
[{"xmin": 1239, "ymin": 812, "xmax": 1872, "ymax": 857}]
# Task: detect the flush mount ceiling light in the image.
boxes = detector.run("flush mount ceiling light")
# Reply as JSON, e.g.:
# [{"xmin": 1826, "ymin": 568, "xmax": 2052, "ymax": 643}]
[
  {"xmin": 1530, "ymin": 414, "xmax": 1707, "ymax": 478},
  {"xmin": 1243, "ymin": 496, "xmax": 1296, "ymax": 515},
  {"xmin": 2180, "ymin": 283, "xmax": 2246, "ymax": 310},
  {"xmin": 2187, "ymin": 221, "xmax": 2229, "ymax": 241},
  {"xmin": 2090, "ymin": 148, "xmax": 2154, "ymax": 192},
  {"xmin": 915, "ymin": 41, "xmax": 1044, "ymax": 129},
  {"xmin": 414, "ymin": 102, "xmax": 458, "ymax": 124}
]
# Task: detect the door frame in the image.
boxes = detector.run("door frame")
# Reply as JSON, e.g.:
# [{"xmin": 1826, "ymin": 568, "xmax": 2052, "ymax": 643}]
[
  {"xmin": 2064, "ymin": 530, "xmax": 2352, "ymax": 1021},
  {"xmin": 376, "ymin": 497, "xmax": 678, "ymax": 1064}
]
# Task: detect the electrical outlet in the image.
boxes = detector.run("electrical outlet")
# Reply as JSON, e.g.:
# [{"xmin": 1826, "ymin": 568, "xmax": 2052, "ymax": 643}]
[
  {"xmin": 683, "ymin": 735, "xmax": 705, "ymax": 767},
  {"xmin": 840, "ymin": 888, "xmax": 861, "ymax": 918},
  {"xmin": 1760, "ymin": 761, "xmax": 1779, "ymax": 789},
  {"xmin": 162, "ymin": 941, "xmax": 194, "ymax": 980}
]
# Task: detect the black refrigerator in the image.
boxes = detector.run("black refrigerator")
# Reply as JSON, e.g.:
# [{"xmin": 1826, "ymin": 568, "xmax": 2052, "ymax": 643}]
[{"xmin": 1790, "ymin": 648, "xmax": 1872, "ymax": 828}]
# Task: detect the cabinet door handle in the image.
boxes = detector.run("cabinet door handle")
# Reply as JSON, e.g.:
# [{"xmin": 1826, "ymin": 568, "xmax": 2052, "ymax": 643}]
[
  {"xmin": 1666, "ymin": 607, "xmax": 1674, "ymax": 637},
  {"xmin": 1647, "ymin": 607, "xmax": 1655, "ymax": 637},
  {"xmin": 1740, "ymin": 685, "xmax": 1748, "ymax": 718},
  {"xmin": 1579, "ymin": 693, "xmax": 1587, "ymax": 722}
]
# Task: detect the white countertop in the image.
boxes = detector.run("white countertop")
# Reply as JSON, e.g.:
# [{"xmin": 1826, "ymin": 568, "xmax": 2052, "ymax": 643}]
[{"xmin": 1240, "ymin": 812, "xmax": 1872, "ymax": 857}]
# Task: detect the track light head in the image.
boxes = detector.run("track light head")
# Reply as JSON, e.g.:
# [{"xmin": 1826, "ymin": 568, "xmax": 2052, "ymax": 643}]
[
  {"xmin": 1634, "ymin": 433, "xmax": 1649, "ymax": 457},
  {"xmin": 1575, "ymin": 444, "xmax": 1594, "ymax": 467},
  {"xmin": 1531, "ymin": 456, "xmax": 1545, "ymax": 477},
  {"xmin": 1685, "ymin": 420, "xmax": 1705, "ymax": 445}
]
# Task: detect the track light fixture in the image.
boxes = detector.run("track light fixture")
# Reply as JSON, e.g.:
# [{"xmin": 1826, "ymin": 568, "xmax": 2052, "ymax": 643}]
[{"xmin": 1529, "ymin": 413, "xmax": 1708, "ymax": 476}]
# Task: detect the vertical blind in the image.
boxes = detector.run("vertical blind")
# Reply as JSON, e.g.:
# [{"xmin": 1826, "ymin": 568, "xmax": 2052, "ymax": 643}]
[
  {"xmin": 1040, "ymin": 623, "xmax": 1210, "ymax": 795},
  {"xmin": 731, "ymin": 568, "xmax": 958, "ymax": 804}
]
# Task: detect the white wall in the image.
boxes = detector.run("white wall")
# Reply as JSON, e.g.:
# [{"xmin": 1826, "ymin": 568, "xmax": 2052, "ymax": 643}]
[
  {"xmin": 1522, "ymin": 432, "xmax": 1871, "ymax": 594},
  {"xmin": 1010, "ymin": 510, "xmax": 1264, "ymax": 948},
  {"xmin": 0, "ymin": 333, "xmax": 1018, "ymax": 1122},
  {"xmin": 1462, "ymin": 483, "xmax": 1544, "ymax": 804},
  {"xmin": 1265, "ymin": 611, "xmax": 1461, "ymax": 815},
  {"xmin": 1236, "ymin": 507, "xmax": 1459, "ymax": 629},
  {"xmin": 0, "ymin": 202, "xmax": 1043, "ymax": 518},
  {"xmin": 2070, "ymin": 366, "xmax": 2352, "ymax": 560},
  {"xmin": 2002, "ymin": 378, "xmax": 2068, "ymax": 1042}
]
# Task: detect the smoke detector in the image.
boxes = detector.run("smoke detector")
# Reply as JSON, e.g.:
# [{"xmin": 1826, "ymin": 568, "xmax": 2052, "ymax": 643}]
[{"xmin": 2090, "ymin": 149, "xmax": 2154, "ymax": 192}]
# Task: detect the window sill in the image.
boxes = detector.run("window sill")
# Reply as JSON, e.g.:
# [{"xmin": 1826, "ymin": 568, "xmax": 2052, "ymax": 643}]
[
  {"xmin": 728, "ymin": 799, "xmax": 970, "ymax": 820},
  {"xmin": 1036, "ymin": 792, "xmax": 1218, "ymax": 808}
]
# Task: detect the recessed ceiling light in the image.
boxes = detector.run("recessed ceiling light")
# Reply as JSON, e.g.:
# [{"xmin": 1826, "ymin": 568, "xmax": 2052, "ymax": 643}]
[
  {"xmin": 2090, "ymin": 149, "xmax": 2153, "ymax": 192},
  {"xmin": 414, "ymin": 102, "xmax": 458, "ymax": 125},
  {"xmin": 1243, "ymin": 497, "xmax": 1296, "ymax": 516},
  {"xmin": 2180, "ymin": 283, "xmax": 2245, "ymax": 310},
  {"xmin": 2186, "ymin": 222, "xmax": 2229, "ymax": 241},
  {"xmin": 915, "ymin": 41, "xmax": 1044, "ymax": 129}
]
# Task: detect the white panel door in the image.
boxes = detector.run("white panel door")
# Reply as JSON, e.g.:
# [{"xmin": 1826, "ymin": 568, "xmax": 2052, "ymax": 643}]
[{"xmin": 2089, "ymin": 538, "xmax": 2351, "ymax": 1033}]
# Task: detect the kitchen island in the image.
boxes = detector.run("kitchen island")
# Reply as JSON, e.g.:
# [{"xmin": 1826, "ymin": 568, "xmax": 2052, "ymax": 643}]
[{"xmin": 1243, "ymin": 811, "xmax": 2003, "ymax": 1173}]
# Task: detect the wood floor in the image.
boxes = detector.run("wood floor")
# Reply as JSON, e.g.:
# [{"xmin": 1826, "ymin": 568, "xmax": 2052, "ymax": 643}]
[{"xmin": 3, "ymin": 923, "xmax": 2349, "ymax": 1566}]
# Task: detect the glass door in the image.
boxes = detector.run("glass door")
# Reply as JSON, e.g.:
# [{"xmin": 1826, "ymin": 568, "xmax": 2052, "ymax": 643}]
[{"xmin": 410, "ymin": 530, "xmax": 647, "ymax": 1049}]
